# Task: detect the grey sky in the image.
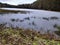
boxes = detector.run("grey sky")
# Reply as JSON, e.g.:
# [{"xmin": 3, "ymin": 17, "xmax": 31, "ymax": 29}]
[{"xmin": 0, "ymin": 0, "xmax": 36, "ymax": 5}]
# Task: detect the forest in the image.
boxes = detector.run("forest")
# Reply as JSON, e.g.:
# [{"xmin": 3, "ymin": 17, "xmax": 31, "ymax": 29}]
[{"xmin": 0, "ymin": 0, "xmax": 60, "ymax": 11}]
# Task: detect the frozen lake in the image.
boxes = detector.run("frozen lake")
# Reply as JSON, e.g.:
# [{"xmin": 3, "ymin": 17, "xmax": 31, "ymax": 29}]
[{"xmin": 0, "ymin": 8, "xmax": 60, "ymax": 33}]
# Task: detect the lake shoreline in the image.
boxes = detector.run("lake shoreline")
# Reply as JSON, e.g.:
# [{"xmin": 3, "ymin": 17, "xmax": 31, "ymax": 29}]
[{"xmin": 0, "ymin": 24, "xmax": 60, "ymax": 45}]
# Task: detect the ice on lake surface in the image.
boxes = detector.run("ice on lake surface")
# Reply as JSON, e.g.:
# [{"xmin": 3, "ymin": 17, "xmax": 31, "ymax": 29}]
[{"xmin": 0, "ymin": 8, "xmax": 60, "ymax": 33}]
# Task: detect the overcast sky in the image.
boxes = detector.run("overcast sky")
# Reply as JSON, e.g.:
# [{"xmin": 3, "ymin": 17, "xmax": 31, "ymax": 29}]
[{"xmin": 0, "ymin": 0, "xmax": 36, "ymax": 5}]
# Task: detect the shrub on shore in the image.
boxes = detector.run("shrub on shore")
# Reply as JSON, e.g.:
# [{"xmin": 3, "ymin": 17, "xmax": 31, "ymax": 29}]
[{"xmin": 0, "ymin": 24, "xmax": 60, "ymax": 45}]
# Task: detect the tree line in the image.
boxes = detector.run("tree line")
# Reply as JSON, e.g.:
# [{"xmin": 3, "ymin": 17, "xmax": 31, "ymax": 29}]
[{"xmin": 0, "ymin": 0, "xmax": 60, "ymax": 11}]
